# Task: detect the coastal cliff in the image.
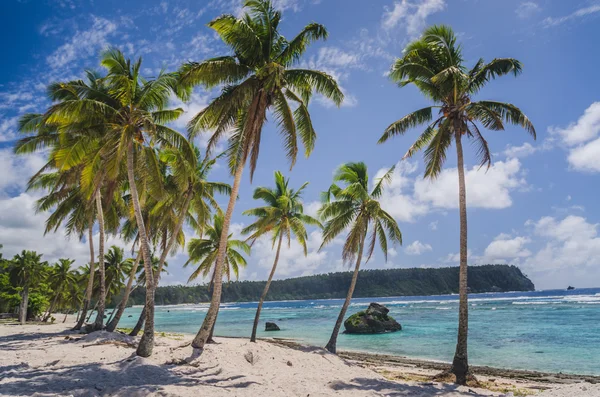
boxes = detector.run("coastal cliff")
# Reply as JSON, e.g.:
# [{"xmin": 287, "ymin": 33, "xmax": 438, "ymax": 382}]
[{"xmin": 126, "ymin": 264, "xmax": 534, "ymax": 306}]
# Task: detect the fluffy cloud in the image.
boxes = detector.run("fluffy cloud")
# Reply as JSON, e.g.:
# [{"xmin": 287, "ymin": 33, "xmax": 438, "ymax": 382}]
[
  {"xmin": 374, "ymin": 161, "xmax": 429, "ymax": 222},
  {"xmin": 405, "ymin": 240, "xmax": 432, "ymax": 255},
  {"xmin": 520, "ymin": 215, "xmax": 600, "ymax": 288},
  {"xmin": 483, "ymin": 234, "xmax": 531, "ymax": 262},
  {"xmin": 382, "ymin": 0, "xmax": 446, "ymax": 37},
  {"xmin": 0, "ymin": 149, "xmax": 47, "ymax": 195},
  {"xmin": 46, "ymin": 16, "xmax": 118, "ymax": 69},
  {"xmin": 550, "ymin": 102, "xmax": 600, "ymax": 172},
  {"xmin": 515, "ymin": 2, "xmax": 541, "ymax": 19},
  {"xmin": 414, "ymin": 158, "xmax": 526, "ymax": 209}
]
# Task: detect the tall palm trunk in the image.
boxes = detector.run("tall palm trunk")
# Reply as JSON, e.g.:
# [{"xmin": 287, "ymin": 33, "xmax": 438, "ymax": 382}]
[
  {"xmin": 325, "ymin": 234, "xmax": 366, "ymax": 354},
  {"xmin": 106, "ymin": 252, "xmax": 142, "ymax": 332},
  {"xmin": 250, "ymin": 232, "xmax": 284, "ymax": 342},
  {"xmin": 451, "ymin": 131, "xmax": 469, "ymax": 384},
  {"xmin": 127, "ymin": 142, "xmax": 157, "ymax": 357},
  {"xmin": 63, "ymin": 311, "xmax": 69, "ymax": 323},
  {"xmin": 43, "ymin": 285, "xmax": 62, "ymax": 322},
  {"xmin": 74, "ymin": 221, "xmax": 95, "ymax": 330},
  {"xmin": 93, "ymin": 189, "xmax": 106, "ymax": 331},
  {"xmin": 192, "ymin": 91, "xmax": 268, "ymax": 349},
  {"xmin": 19, "ymin": 284, "xmax": 30, "ymax": 325}
]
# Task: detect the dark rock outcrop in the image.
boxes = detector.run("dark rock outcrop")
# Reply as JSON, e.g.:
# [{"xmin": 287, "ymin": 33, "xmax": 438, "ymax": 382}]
[
  {"xmin": 343, "ymin": 303, "xmax": 401, "ymax": 334},
  {"xmin": 265, "ymin": 322, "xmax": 280, "ymax": 331}
]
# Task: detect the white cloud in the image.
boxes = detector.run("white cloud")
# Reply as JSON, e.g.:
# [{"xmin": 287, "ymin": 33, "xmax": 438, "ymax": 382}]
[
  {"xmin": 405, "ymin": 240, "xmax": 432, "ymax": 255},
  {"xmin": 550, "ymin": 102, "xmax": 600, "ymax": 172},
  {"xmin": 414, "ymin": 158, "xmax": 526, "ymax": 209},
  {"xmin": 483, "ymin": 234, "xmax": 531, "ymax": 262},
  {"xmin": 382, "ymin": 0, "xmax": 446, "ymax": 37},
  {"xmin": 543, "ymin": 4, "xmax": 600, "ymax": 27},
  {"xmin": 503, "ymin": 142, "xmax": 537, "ymax": 158},
  {"xmin": 429, "ymin": 221, "xmax": 438, "ymax": 231},
  {"xmin": 0, "ymin": 116, "xmax": 19, "ymax": 142},
  {"xmin": 46, "ymin": 16, "xmax": 117, "ymax": 69},
  {"xmin": 0, "ymin": 149, "xmax": 47, "ymax": 195},
  {"xmin": 375, "ymin": 161, "xmax": 430, "ymax": 222},
  {"xmin": 515, "ymin": 2, "xmax": 541, "ymax": 19},
  {"xmin": 304, "ymin": 201, "xmax": 322, "ymax": 218},
  {"xmin": 518, "ymin": 215, "xmax": 600, "ymax": 289}
]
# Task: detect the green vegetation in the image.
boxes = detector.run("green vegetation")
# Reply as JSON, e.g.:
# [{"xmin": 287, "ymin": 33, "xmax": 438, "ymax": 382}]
[
  {"xmin": 4, "ymin": 0, "xmax": 538, "ymax": 381},
  {"xmin": 126, "ymin": 264, "xmax": 534, "ymax": 305}
]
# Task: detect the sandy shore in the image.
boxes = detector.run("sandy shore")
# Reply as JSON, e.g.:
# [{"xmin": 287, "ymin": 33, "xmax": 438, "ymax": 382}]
[{"xmin": 1, "ymin": 321, "xmax": 598, "ymax": 397}]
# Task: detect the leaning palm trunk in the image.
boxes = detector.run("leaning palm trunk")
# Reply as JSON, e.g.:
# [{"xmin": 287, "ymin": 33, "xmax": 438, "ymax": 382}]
[
  {"xmin": 193, "ymin": 92, "xmax": 268, "ymax": 349},
  {"xmin": 136, "ymin": 187, "xmax": 194, "ymax": 345},
  {"xmin": 250, "ymin": 233, "xmax": 284, "ymax": 342},
  {"xmin": 127, "ymin": 142, "xmax": 157, "ymax": 357},
  {"xmin": 74, "ymin": 221, "xmax": 95, "ymax": 330},
  {"xmin": 43, "ymin": 287, "xmax": 62, "ymax": 322},
  {"xmin": 93, "ymin": 189, "xmax": 106, "ymax": 331},
  {"xmin": 106, "ymin": 252, "xmax": 142, "ymax": 332},
  {"xmin": 325, "ymin": 236, "xmax": 366, "ymax": 354},
  {"xmin": 86, "ymin": 301, "xmax": 99, "ymax": 322},
  {"xmin": 451, "ymin": 132, "xmax": 470, "ymax": 384},
  {"xmin": 19, "ymin": 285, "xmax": 30, "ymax": 324},
  {"xmin": 192, "ymin": 164, "xmax": 244, "ymax": 348},
  {"xmin": 63, "ymin": 311, "xmax": 69, "ymax": 323},
  {"xmin": 130, "ymin": 306, "xmax": 146, "ymax": 336}
]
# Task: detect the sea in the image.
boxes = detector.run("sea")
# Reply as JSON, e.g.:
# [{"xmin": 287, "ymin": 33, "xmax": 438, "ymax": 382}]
[{"xmin": 117, "ymin": 288, "xmax": 600, "ymax": 375}]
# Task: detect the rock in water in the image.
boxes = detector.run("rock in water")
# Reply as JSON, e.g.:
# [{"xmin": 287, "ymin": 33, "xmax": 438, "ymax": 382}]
[
  {"xmin": 265, "ymin": 322, "xmax": 280, "ymax": 331},
  {"xmin": 343, "ymin": 302, "xmax": 402, "ymax": 334}
]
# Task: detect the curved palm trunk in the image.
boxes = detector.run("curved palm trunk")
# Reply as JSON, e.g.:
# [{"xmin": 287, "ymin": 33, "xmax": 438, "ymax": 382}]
[
  {"xmin": 192, "ymin": 91, "xmax": 268, "ymax": 350},
  {"xmin": 106, "ymin": 252, "xmax": 142, "ymax": 332},
  {"xmin": 86, "ymin": 301, "xmax": 99, "ymax": 322},
  {"xmin": 74, "ymin": 221, "xmax": 95, "ymax": 330},
  {"xmin": 137, "ymin": 187, "xmax": 194, "ymax": 345},
  {"xmin": 19, "ymin": 285, "xmax": 30, "ymax": 325},
  {"xmin": 250, "ymin": 232, "xmax": 284, "ymax": 342},
  {"xmin": 325, "ymin": 236, "xmax": 366, "ymax": 354},
  {"xmin": 192, "ymin": 164, "xmax": 244, "ymax": 349},
  {"xmin": 451, "ymin": 132, "xmax": 470, "ymax": 385},
  {"xmin": 93, "ymin": 189, "xmax": 106, "ymax": 331},
  {"xmin": 127, "ymin": 142, "xmax": 157, "ymax": 357},
  {"xmin": 130, "ymin": 305, "xmax": 146, "ymax": 336},
  {"xmin": 43, "ymin": 285, "xmax": 62, "ymax": 322}
]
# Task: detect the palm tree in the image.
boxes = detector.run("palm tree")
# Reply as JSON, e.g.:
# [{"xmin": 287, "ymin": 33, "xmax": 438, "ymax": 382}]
[
  {"xmin": 103, "ymin": 246, "xmax": 134, "ymax": 310},
  {"xmin": 44, "ymin": 48, "xmax": 192, "ymax": 356},
  {"xmin": 318, "ymin": 162, "xmax": 402, "ymax": 354},
  {"xmin": 378, "ymin": 25, "xmax": 535, "ymax": 384},
  {"xmin": 9, "ymin": 251, "xmax": 47, "ymax": 324},
  {"xmin": 242, "ymin": 171, "xmax": 320, "ymax": 342},
  {"xmin": 184, "ymin": 213, "xmax": 250, "ymax": 341},
  {"xmin": 180, "ymin": 0, "xmax": 343, "ymax": 349},
  {"xmin": 43, "ymin": 259, "xmax": 77, "ymax": 322}
]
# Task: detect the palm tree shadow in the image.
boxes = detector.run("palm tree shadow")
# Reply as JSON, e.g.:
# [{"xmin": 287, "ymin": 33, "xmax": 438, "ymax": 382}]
[{"xmin": 329, "ymin": 377, "xmax": 491, "ymax": 396}]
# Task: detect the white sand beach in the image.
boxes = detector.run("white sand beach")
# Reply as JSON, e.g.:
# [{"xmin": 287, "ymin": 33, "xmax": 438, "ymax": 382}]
[{"xmin": 1, "ymin": 321, "xmax": 598, "ymax": 397}]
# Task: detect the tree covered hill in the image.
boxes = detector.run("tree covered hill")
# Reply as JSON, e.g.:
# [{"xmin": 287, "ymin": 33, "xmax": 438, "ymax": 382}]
[{"xmin": 125, "ymin": 265, "xmax": 534, "ymax": 306}]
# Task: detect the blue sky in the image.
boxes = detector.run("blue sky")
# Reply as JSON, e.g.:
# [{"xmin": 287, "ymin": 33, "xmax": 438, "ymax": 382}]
[{"xmin": 1, "ymin": 0, "xmax": 600, "ymax": 290}]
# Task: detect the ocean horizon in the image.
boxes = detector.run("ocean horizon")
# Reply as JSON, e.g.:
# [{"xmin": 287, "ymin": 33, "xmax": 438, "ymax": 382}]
[{"xmin": 116, "ymin": 287, "xmax": 600, "ymax": 376}]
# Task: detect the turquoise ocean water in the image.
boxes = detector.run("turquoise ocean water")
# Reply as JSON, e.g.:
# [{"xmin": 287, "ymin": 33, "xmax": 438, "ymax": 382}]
[{"xmin": 116, "ymin": 288, "xmax": 600, "ymax": 375}]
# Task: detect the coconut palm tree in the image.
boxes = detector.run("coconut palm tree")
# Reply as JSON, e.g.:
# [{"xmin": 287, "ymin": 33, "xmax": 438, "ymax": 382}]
[
  {"xmin": 9, "ymin": 251, "xmax": 47, "ymax": 324},
  {"xmin": 185, "ymin": 213, "xmax": 250, "ymax": 341},
  {"xmin": 318, "ymin": 162, "xmax": 402, "ymax": 354},
  {"xmin": 43, "ymin": 259, "xmax": 77, "ymax": 322},
  {"xmin": 378, "ymin": 25, "xmax": 535, "ymax": 384},
  {"xmin": 242, "ymin": 171, "xmax": 320, "ymax": 342},
  {"xmin": 180, "ymin": 0, "xmax": 343, "ymax": 349},
  {"xmin": 43, "ymin": 48, "xmax": 192, "ymax": 356},
  {"xmin": 103, "ymin": 246, "xmax": 134, "ymax": 310}
]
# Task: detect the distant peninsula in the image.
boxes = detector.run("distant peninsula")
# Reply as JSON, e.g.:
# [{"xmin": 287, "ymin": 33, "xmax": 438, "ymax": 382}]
[{"xmin": 125, "ymin": 264, "xmax": 534, "ymax": 306}]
